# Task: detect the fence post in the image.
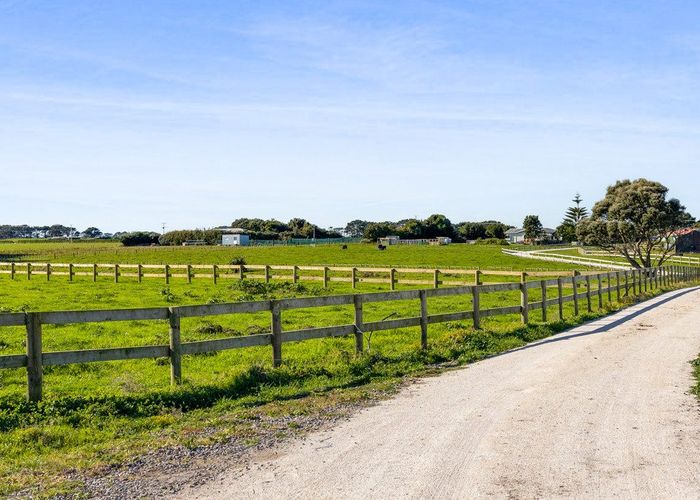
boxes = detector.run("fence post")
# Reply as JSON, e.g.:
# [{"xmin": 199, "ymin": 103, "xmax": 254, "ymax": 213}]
[
  {"xmin": 615, "ymin": 272, "xmax": 621, "ymax": 301},
  {"xmin": 27, "ymin": 262, "xmax": 32, "ymax": 280},
  {"xmin": 624, "ymin": 270, "xmax": 629, "ymax": 296},
  {"xmin": 25, "ymin": 312, "xmax": 43, "ymax": 402},
  {"xmin": 433, "ymin": 269, "xmax": 440, "ymax": 289},
  {"xmin": 92, "ymin": 263, "xmax": 97, "ymax": 282},
  {"xmin": 572, "ymin": 274, "xmax": 579, "ymax": 316},
  {"xmin": 165, "ymin": 264, "xmax": 170, "ymax": 284},
  {"xmin": 271, "ymin": 301, "xmax": 282, "ymax": 367},
  {"xmin": 585, "ymin": 275, "xmax": 592, "ymax": 312},
  {"xmin": 187, "ymin": 264, "xmax": 193, "ymax": 284},
  {"xmin": 606, "ymin": 272, "xmax": 612, "ymax": 302},
  {"xmin": 137, "ymin": 264, "xmax": 143, "ymax": 283},
  {"xmin": 390, "ymin": 268, "xmax": 396, "ymax": 290},
  {"xmin": 420, "ymin": 290, "xmax": 429, "ymax": 348},
  {"xmin": 323, "ymin": 267, "xmax": 329, "ymax": 288},
  {"xmin": 46, "ymin": 263, "xmax": 51, "ymax": 281},
  {"xmin": 352, "ymin": 267, "xmax": 357, "ymax": 289},
  {"xmin": 520, "ymin": 272, "xmax": 529, "ymax": 325},
  {"xmin": 114, "ymin": 264, "xmax": 119, "ymax": 283},
  {"xmin": 68, "ymin": 263, "xmax": 73, "ymax": 282},
  {"xmin": 292, "ymin": 266, "xmax": 298, "ymax": 284},
  {"xmin": 264, "ymin": 265, "xmax": 270, "ymax": 283},
  {"xmin": 643, "ymin": 269, "xmax": 648, "ymax": 292},
  {"xmin": 474, "ymin": 270, "xmax": 482, "ymax": 286},
  {"xmin": 540, "ymin": 280, "xmax": 547, "ymax": 322},
  {"xmin": 472, "ymin": 286, "xmax": 480, "ymax": 329},
  {"xmin": 353, "ymin": 295, "xmax": 364, "ymax": 354},
  {"xmin": 557, "ymin": 277, "xmax": 564, "ymax": 321},
  {"xmin": 597, "ymin": 275, "xmax": 603, "ymax": 309},
  {"xmin": 168, "ymin": 308, "xmax": 182, "ymax": 385},
  {"xmin": 212, "ymin": 264, "xmax": 218, "ymax": 284},
  {"xmin": 10, "ymin": 262, "xmax": 15, "ymax": 280}
]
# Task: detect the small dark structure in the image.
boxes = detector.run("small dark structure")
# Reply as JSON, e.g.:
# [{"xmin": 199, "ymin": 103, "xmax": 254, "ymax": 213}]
[
  {"xmin": 675, "ymin": 228, "xmax": 700, "ymax": 253},
  {"xmin": 377, "ymin": 244, "xmax": 386, "ymax": 251}
]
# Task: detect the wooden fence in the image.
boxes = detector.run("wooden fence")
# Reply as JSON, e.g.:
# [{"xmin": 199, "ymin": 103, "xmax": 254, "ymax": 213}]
[
  {"xmin": 0, "ymin": 265, "xmax": 697, "ymax": 402},
  {"xmin": 0, "ymin": 261, "xmax": 590, "ymax": 290}
]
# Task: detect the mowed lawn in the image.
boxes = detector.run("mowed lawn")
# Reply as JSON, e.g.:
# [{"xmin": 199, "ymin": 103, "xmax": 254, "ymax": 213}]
[{"xmin": 0, "ymin": 242, "xmax": 640, "ymax": 496}]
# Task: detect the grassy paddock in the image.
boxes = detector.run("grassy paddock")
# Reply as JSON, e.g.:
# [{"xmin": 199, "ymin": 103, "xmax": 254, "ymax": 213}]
[
  {"xmin": 0, "ymin": 242, "xmax": 672, "ymax": 496},
  {"xmin": 0, "ymin": 241, "xmax": 583, "ymax": 270},
  {"xmin": 0, "ymin": 279, "xmax": 682, "ymax": 496}
]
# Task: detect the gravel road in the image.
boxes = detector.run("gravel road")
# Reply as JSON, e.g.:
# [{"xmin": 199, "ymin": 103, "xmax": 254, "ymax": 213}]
[{"xmin": 180, "ymin": 287, "xmax": 700, "ymax": 499}]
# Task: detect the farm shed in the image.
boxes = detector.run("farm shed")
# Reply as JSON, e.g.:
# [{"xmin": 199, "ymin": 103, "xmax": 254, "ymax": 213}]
[
  {"xmin": 378, "ymin": 235, "xmax": 401, "ymax": 245},
  {"xmin": 222, "ymin": 234, "xmax": 250, "ymax": 246},
  {"xmin": 429, "ymin": 237, "xmax": 452, "ymax": 245},
  {"xmin": 675, "ymin": 228, "xmax": 700, "ymax": 253}
]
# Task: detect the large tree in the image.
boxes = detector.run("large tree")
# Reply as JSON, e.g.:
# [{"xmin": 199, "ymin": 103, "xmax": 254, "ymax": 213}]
[
  {"xmin": 577, "ymin": 179, "xmax": 694, "ymax": 268},
  {"xmin": 563, "ymin": 193, "xmax": 589, "ymax": 225},
  {"xmin": 557, "ymin": 193, "xmax": 588, "ymax": 243},
  {"xmin": 423, "ymin": 214, "xmax": 456, "ymax": 239},
  {"xmin": 523, "ymin": 215, "xmax": 544, "ymax": 243}
]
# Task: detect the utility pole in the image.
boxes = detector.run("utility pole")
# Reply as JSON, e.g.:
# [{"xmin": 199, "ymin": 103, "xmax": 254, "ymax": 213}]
[{"xmin": 161, "ymin": 222, "xmax": 167, "ymax": 235}]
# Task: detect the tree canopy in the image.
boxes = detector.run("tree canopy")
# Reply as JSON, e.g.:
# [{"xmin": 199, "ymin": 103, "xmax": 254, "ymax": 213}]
[
  {"xmin": 576, "ymin": 179, "xmax": 694, "ymax": 268},
  {"xmin": 523, "ymin": 215, "xmax": 544, "ymax": 242}
]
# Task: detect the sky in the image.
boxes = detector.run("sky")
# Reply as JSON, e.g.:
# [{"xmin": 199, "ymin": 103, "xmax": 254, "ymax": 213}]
[{"xmin": 1, "ymin": 0, "xmax": 699, "ymax": 233}]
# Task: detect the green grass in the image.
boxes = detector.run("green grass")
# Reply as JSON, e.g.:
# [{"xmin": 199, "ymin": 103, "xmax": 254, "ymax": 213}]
[
  {"xmin": 0, "ymin": 240, "xmax": 583, "ymax": 270},
  {"xmin": 0, "ymin": 241, "xmax": 688, "ymax": 496}
]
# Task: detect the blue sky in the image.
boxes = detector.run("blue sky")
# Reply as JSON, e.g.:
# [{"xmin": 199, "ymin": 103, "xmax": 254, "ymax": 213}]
[{"xmin": 1, "ymin": 1, "xmax": 699, "ymax": 232}]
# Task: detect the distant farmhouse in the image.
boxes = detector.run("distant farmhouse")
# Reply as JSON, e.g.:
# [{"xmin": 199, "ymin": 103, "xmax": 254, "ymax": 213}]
[
  {"xmin": 675, "ymin": 227, "xmax": 700, "ymax": 253},
  {"xmin": 505, "ymin": 227, "xmax": 557, "ymax": 244}
]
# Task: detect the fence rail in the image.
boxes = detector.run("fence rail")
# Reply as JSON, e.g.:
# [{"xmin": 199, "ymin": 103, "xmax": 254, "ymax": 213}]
[
  {"xmin": 1, "ymin": 265, "xmax": 697, "ymax": 401},
  {"xmin": 0, "ymin": 261, "xmax": 593, "ymax": 290}
]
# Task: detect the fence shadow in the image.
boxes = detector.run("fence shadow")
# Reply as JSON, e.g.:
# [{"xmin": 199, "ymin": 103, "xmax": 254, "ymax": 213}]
[{"xmin": 498, "ymin": 286, "xmax": 700, "ymax": 357}]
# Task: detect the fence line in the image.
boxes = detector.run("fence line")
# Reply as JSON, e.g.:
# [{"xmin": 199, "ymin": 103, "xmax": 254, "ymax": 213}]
[
  {"xmin": 503, "ymin": 248, "xmax": 632, "ymax": 270},
  {"xmin": 1, "ymin": 265, "xmax": 697, "ymax": 402},
  {"xmin": 0, "ymin": 261, "xmax": 592, "ymax": 290}
]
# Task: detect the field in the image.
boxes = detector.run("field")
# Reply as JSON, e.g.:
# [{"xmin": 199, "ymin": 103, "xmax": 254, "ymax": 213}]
[
  {"xmin": 0, "ymin": 241, "xmax": 683, "ymax": 496},
  {"xmin": 0, "ymin": 240, "xmax": 579, "ymax": 269}
]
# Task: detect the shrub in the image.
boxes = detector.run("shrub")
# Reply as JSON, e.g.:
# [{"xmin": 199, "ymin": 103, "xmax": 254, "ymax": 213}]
[{"xmin": 119, "ymin": 232, "xmax": 160, "ymax": 246}]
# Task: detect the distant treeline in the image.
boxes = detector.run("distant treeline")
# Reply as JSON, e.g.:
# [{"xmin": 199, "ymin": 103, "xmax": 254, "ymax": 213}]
[
  {"xmin": 154, "ymin": 219, "xmax": 342, "ymax": 247},
  {"xmin": 0, "ymin": 224, "xmax": 77, "ymax": 239},
  {"xmin": 2, "ymin": 216, "xmax": 514, "ymax": 246},
  {"xmin": 0, "ymin": 225, "xmax": 106, "ymax": 239},
  {"xmin": 229, "ymin": 218, "xmax": 341, "ymax": 240},
  {"xmin": 344, "ymin": 216, "xmax": 511, "ymax": 242}
]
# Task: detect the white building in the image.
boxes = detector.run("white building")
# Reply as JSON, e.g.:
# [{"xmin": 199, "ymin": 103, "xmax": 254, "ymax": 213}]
[
  {"xmin": 222, "ymin": 234, "xmax": 250, "ymax": 246},
  {"xmin": 505, "ymin": 227, "xmax": 556, "ymax": 244}
]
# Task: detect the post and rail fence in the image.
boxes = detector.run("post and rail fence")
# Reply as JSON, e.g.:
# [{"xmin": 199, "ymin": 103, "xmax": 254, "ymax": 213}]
[
  {"xmin": 0, "ymin": 261, "xmax": 604, "ymax": 289},
  {"xmin": 0, "ymin": 265, "xmax": 697, "ymax": 402}
]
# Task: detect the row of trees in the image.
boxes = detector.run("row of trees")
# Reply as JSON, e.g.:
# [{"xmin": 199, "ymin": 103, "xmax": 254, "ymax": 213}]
[
  {"xmin": 230, "ymin": 218, "xmax": 342, "ymax": 241},
  {"xmin": 0, "ymin": 225, "xmax": 106, "ymax": 239},
  {"xmin": 345, "ymin": 216, "xmax": 511, "ymax": 242}
]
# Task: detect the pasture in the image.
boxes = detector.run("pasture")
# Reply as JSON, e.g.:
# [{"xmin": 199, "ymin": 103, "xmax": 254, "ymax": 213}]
[
  {"xmin": 0, "ymin": 239, "xmax": 578, "ymax": 269},
  {"xmin": 0, "ymin": 241, "xmax": 682, "ymax": 497}
]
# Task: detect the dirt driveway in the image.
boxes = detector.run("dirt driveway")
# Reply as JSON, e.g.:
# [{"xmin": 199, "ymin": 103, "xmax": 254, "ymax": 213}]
[{"xmin": 180, "ymin": 287, "xmax": 700, "ymax": 499}]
